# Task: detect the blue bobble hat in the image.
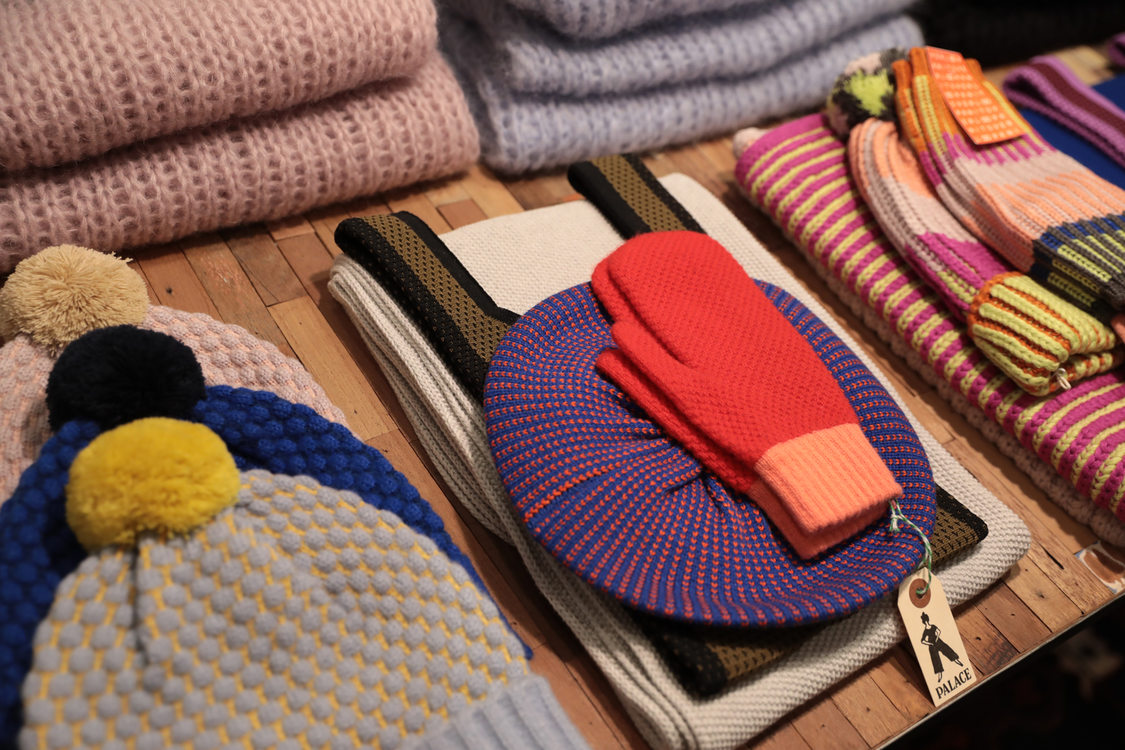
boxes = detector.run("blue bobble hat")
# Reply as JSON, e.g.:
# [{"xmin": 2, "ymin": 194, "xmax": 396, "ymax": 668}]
[
  {"xmin": 9, "ymin": 418, "xmax": 585, "ymax": 750},
  {"xmin": 483, "ymin": 282, "xmax": 936, "ymax": 626},
  {"xmin": 0, "ymin": 326, "xmax": 514, "ymax": 742}
]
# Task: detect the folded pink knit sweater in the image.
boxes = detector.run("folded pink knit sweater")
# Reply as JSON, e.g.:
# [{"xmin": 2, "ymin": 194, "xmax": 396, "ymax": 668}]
[
  {"xmin": 0, "ymin": 0, "xmax": 437, "ymax": 171},
  {"xmin": 0, "ymin": 56, "xmax": 479, "ymax": 272}
]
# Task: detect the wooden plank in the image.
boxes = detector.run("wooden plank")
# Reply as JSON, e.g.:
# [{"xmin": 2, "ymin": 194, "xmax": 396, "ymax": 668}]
[
  {"xmin": 289, "ymin": 253, "xmax": 417, "ymax": 439},
  {"xmin": 555, "ymin": 638, "xmax": 651, "ymax": 750},
  {"xmin": 178, "ymin": 233, "xmax": 293, "ymax": 354},
  {"xmin": 385, "ymin": 190, "xmax": 453, "ymax": 234},
  {"xmin": 275, "ymin": 234, "xmax": 334, "ymax": 305},
  {"xmin": 134, "ymin": 245, "xmax": 222, "ymax": 318},
  {"xmin": 306, "ymin": 196, "xmax": 391, "ymax": 257},
  {"xmin": 1004, "ymin": 554, "xmax": 1083, "ymax": 631},
  {"xmin": 127, "ymin": 259, "xmax": 160, "ymax": 306},
  {"xmin": 460, "ymin": 164, "xmax": 526, "ymax": 218},
  {"xmin": 438, "ymin": 198, "xmax": 488, "ymax": 230},
  {"xmin": 752, "ymin": 722, "xmax": 813, "ymax": 750},
  {"xmin": 696, "ymin": 135, "xmax": 739, "ymax": 175},
  {"xmin": 830, "ymin": 671, "xmax": 911, "ymax": 747},
  {"xmin": 425, "ymin": 176, "xmax": 471, "ymax": 207},
  {"xmin": 265, "ymin": 215, "xmax": 315, "ymax": 241},
  {"xmin": 527, "ymin": 644, "xmax": 626, "ymax": 750},
  {"xmin": 938, "ymin": 438, "xmax": 1098, "ymax": 556},
  {"xmin": 791, "ymin": 696, "xmax": 868, "ymax": 750},
  {"xmin": 953, "ymin": 605, "xmax": 1018, "ymax": 677},
  {"xmin": 277, "ymin": 236, "xmax": 418, "ymax": 439},
  {"xmin": 974, "ymin": 584, "xmax": 1051, "ymax": 653},
  {"xmin": 268, "ymin": 296, "xmax": 391, "ymax": 441},
  {"xmin": 866, "ymin": 648, "xmax": 935, "ymax": 724},
  {"xmin": 222, "ymin": 226, "xmax": 305, "ymax": 305},
  {"xmin": 504, "ymin": 172, "xmax": 576, "ymax": 210}
]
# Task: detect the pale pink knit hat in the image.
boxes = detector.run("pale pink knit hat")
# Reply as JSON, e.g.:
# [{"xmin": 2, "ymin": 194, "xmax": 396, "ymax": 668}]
[{"xmin": 0, "ymin": 246, "xmax": 346, "ymax": 500}]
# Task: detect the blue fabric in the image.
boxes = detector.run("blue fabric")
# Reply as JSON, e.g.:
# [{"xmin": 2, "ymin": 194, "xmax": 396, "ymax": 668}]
[
  {"xmin": 485, "ymin": 282, "xmax": 935, "ymax": 626},
  {"xmin": 0, "ymin": 386, "xmax": 496, "ymax": 743},
  {"xmin": 1019, "ymin": 76, "xmax": 1125, "ymax": 191}
]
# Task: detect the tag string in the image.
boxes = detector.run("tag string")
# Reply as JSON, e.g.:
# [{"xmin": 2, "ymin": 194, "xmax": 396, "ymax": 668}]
[{"xmin": 889, "ymin": 499, "xmax": 932, "ymax": 596}]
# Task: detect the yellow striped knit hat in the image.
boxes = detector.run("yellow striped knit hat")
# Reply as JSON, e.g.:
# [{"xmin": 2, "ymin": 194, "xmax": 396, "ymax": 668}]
[{"xmin": 18, "ymin": 418, "xmax": 586, "ymax": 750}]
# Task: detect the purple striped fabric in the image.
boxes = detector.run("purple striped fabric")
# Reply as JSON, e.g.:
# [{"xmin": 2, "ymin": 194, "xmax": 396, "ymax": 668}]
[{"xmin": 736, "ymin": 113, "xmax": 1125, "ymax": 520}]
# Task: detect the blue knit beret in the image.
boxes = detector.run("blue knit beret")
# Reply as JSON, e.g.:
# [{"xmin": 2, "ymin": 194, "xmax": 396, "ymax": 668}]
[{"xmin": 484, "ymin": 282, "xmax": 936, "ymax": 626}]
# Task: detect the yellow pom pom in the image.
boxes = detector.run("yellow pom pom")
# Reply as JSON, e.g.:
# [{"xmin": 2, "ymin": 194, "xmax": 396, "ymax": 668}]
[
  {"xmin": 0, "ymin": 245, "xmax": 149, "ymax": 350},
  {"xmin": 66, "ymin": 418, "xmax": 240, "ymax": 550}
]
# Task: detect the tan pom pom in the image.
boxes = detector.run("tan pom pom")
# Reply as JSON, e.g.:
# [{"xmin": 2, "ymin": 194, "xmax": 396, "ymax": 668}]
[{"xmin": 0, "ymin": 245, "xmax": 149, "ymax": 350}]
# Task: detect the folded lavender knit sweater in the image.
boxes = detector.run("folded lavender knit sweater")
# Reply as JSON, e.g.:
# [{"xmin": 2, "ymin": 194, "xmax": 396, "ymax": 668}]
[
  {"xmin": 443, "ymin": 13, "xmax": 921, "ymax": 173},
  {"xmin": 0, "ymin": 0, "xmax": 437, "ymax": 171},
  {"xmin": 506, "ymin": 0, "xmax": 767, "ymax": 38},
  {"xmin": 450, "ymin": 0, "xmax": 913, "ymax": 96},
  {"xmin": 0, "ymin": 57, "xmax": 479, "ymax": 271}
]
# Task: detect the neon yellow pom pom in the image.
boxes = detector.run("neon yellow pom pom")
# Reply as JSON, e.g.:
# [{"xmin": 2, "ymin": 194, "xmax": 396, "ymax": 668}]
[{"xmin": 66, "ymin": 418, "xmax": 240, "ymax": 550}]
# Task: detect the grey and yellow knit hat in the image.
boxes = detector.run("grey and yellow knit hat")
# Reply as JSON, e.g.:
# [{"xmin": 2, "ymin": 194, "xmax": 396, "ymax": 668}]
[{"xmin": 18, "ymin": 417, "xmax": 588, "ymax": 750}]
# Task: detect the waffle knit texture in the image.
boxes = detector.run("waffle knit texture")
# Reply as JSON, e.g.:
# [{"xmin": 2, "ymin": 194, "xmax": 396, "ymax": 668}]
[
  {"xmin": 327, "ymin": 173, "xmax": 1029, "ymax": 749},
  {"xmin": 0, "ymin": 0, "xmax": 436, "ymax": 171},
  {"xmin": 735, "ymin": 113, "xmax": 1125, "ymax": 542},
  {"xmin": 1004, "ymin": 58, "xmax": 1125, "ymax": 174},
  {"xmin": 13, "ymin": 453, "xmax": 584, "ymax": 750},
  {"xmin": 893, "ymin": 48, "xmax": 1125, "ymax": 315},
  {"xmin": 913, "ymin": 0, "xmax": 1125, "ymax": 68},
  {"xmin": 590, "ymin": 232, "xmax": 901, "ymax": 557},
  {"xmin": 446, "ymin": 0, "xmax": 913, "ymax": 97},
  {"xmin": 0, "ymin": 55, "xmax": 479, "ymax": 271},
  {"xmin": 0, "ymin": 304, "xmax": 345, "ymax": 504},
  {"xmin": 0, "ymin": 384, "xmax": 492, "ymax": 743},
  {"xmin": 441, "ymin": 12, "xmax": 921, "ymax": 173},
  {"xmin": 504, "ymin": 0, "xmax": 764, "ymax": 39},
  {"xmin": 334, "ymin": 200, "xmax": 985, "ymax": 694},
  {"xmin": 488, "ymin": 278, "xmax": 931, "ymax": 624},
  {"xmin": 848, "ymin": 118, "xmax": 1121, "ymax": 396}
]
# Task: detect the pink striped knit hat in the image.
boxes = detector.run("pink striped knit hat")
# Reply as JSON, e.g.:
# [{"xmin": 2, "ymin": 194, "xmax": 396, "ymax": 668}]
[{"xmin": 0, "ymin": 245, "xmax": 345, "ymax": 500}]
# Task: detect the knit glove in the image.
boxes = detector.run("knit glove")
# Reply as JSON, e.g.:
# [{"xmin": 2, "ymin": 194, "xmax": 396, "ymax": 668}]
[{"xmin": 591, "ymin": 231, "xmax": 901, "ymax": 558}]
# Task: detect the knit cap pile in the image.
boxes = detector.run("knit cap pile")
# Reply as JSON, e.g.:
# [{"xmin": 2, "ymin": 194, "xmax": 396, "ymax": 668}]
[
  {"xmin": 0, "ymin": 0, "xmax": 480, "ymax": 270},
  {"xmin": 0, "ymin": 295, "xmax": 586, "ymax": 747},
  {"xmin": 438, "ymin": 0, "xmax": 923, "ymax": 173},
  {"xmin": 732, "ymin": 49, "xmax": 1125, "ymax": 543}
]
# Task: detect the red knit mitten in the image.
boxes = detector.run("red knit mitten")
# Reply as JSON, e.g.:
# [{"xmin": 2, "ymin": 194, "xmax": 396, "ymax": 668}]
[{"xmin": 592, "ymin": 231, "xmax": 901, "ymax": 558}]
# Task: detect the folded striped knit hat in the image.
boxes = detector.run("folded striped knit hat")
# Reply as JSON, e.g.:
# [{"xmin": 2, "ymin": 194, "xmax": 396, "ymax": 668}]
[
  {"xmin": 9, "ymin": 414, "xmax": 585, "ymax": 749},
  {"xmin": 824, "ymin": 52, "xmax": 1122, "ymax": 395},
  {"xmin": 735, "ymin": 113, "xmax": 1125, "ymax": 543},
  {"xmin": 892, "ymin": 47, "xmax": 1125, "ymax": 315},
  {"xmin": 484, "ymin": 249, "xmax": 934, "ymax": 625},
  {"xmin": 0, "ymin": 325, "xmax": 509, "ymax": 744},
  {"xmin": 0, "ymin": 246, "xmax": 344, "ymax": 502}
]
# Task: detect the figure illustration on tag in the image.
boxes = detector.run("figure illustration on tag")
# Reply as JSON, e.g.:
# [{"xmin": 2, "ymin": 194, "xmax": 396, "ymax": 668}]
[{"xmin": 920, "ymin": 611, "xmax": 963, "ymax": 681}]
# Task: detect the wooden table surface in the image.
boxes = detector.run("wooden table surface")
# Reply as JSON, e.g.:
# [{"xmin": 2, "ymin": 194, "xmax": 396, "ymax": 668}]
[{"xmin": 113, "ymin": 43, "xmax": 1125, "ymax": 750}]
